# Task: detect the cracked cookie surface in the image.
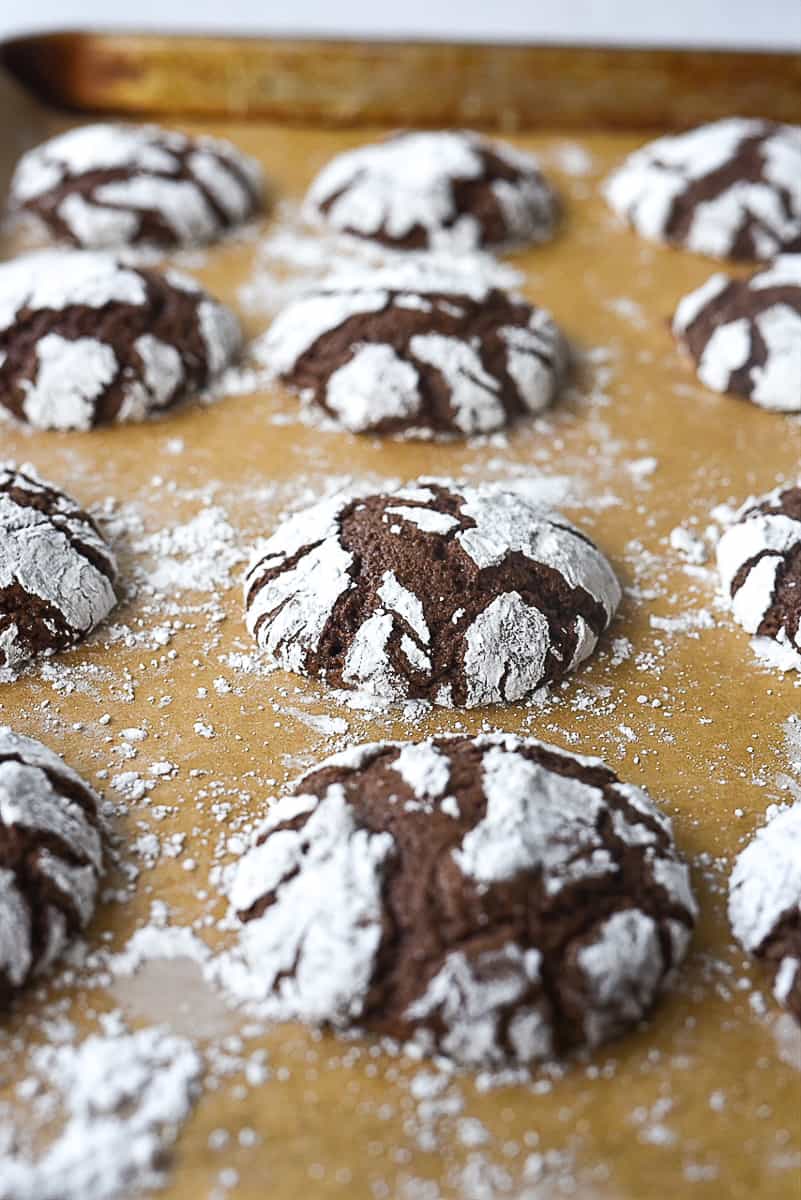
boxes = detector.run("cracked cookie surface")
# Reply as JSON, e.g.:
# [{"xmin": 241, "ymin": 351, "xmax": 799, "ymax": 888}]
[
  {"xmin": 0, "ymin": 726, "xmax": 104, "ymax": 1009},
  {"xmin": 9, "ymin": 122, "xmax": 264, "ymax": 249},
  {"xmin": 729, "ymin": 803, "xmax": 801, "ymax": 1024},
  {"xmin": 244, "ymin": 481, "xmax": 621, "ymax": 708},
  {"xmin": 259, "ymin": 262, "xmax": 567, "ymax": 436},
  {"xmin": 0, "ymin": 463, "xmax": 117, "ymax": 675},
  {"xmin": 604, "ymin": 118, "xmax": 801, "ymax": 261},
  {"xmin": 716, "ymin": 482, "xmax": 801, "ymax": 671},
  {"xmin": 673, "ymin": 255, "xmax": 801, "ymax": 412},
  {"xmin": 224, "ymin": 734, "xmax": 696, "ymax": 1066},
  {"xmin": 304, "ymin": 130, "xmax": 557, "ymax": 251},
  {"xmin": 0, "ymin": 251, "xmax": 242, "ymax": 430}
]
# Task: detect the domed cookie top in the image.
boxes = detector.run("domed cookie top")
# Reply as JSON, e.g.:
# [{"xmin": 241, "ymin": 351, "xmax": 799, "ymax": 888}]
[
  {"xmin": 244, "ymin": 481, "xmax": 621, "ymax": 707},
  {"xmin": 0, "ymin": 463, "xmax": 116, "ymax": 675},
  {"xmin": 0, "ymin": 726, "xmax": 104, "ymax": 1008},
  {"xmin": 223, "ymin": 733, "xmax": 696, "ymax": 1066},
  {"xmin": 729, "ymin": 804, "xmax": 801, "ymax": 1023},
  {"xmin": 603, "ymin": 118, "xmax": 801, "ymax": 261},
  {"xmin": 0, "ymin": 251, "xmax": 242, "ymax": 430},
  {"xmin": 8, "ymin": 122, "xmax": 265, "ymax": 249},
  {"xmin": 673, "ymin": 255, "xmax": 801, "ymax": 412},
  {"xmin": 716, "ymin": 482, "xmax": 801, "ymax": 671},
  {"xmin": 258, "ymin": 262, "xmax": 567, "ymax": 436},
  {"xmin": 304, "ymin": 130, "xmax": 557, "ymax": 251}
]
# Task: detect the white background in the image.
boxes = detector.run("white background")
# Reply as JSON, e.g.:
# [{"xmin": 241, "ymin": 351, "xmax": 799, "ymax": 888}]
[{"xmin": 1, "ymin": 0, "xmax": 799, "ymax": 48}]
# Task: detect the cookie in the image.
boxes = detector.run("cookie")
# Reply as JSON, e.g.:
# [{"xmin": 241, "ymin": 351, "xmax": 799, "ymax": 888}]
[
  {"xmin": 729, "ymin": 804, "xmax": 801, "ymax": 1023},
  {"xmin": 603, "ymin": 118, "xmax": 801, "ymax": 261},
  {"xmin": 244, "ymin": 481, "xmax": 621, "ymax": 707},
  {"xmin": 0, "ymin": 726, "xmax": 104, "ymax": 1009},
  {"xmin": 0, "ymin": 250, "xmax": 242, "ymax": 430},
  {"xmin": 716, "ymin": 483, "xmax": 801, "ymax": 671},
  {"xmin": 258, "ymin": 262, "xmax": 567, "ymax": 436},
  {"xmin": 304, "ymin": 130, "xmax": 557, "ymax": 251},
  {"xmin": 8, "ymin": 122, "xmax": 264, "ymax": 249},
  {"xmin": 225, "ymin": 733, "xmax": 696, "ymax": 1065},
  {"xmin": 673, "ymin": 255, "xmax": 801, "ymax": 412},
  {"xmin": 0, "ymin": 463, "xmax": 117, "ymax": 674}
]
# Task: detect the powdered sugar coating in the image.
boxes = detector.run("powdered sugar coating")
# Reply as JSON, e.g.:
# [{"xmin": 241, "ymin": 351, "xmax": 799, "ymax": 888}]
[
  {"xmin": 258, "ymin": 262, "xmax": 567, "ymax": 436},
  {"xmin": 0, "ymin": 726, "xmax": 103, "ymax": 1006},
  {"xmin": 604, "ymin": 118, "xmax": 801, "ymax": 261},
  {"xmin": 304, "ymin": 130, "xmax": 556, "ymax": 251},
  {"xmin": 9, "ymin": 122, "xmax": 265, "ymax": 248},
  {"xmin": 223, "ymin": 786, "xmax": 394, "ymax": 1022},
  {"xmin": 222, "ymin": 733, "xmax": 696, "ymax": 1065},
  {"xmin": 716, "ymin": 482, "xmax": 801, "ymax": 671},
  {"xmin": 244, "ymin": 481, "xmax": 621, "ymax": 707},
  {"xmin": 673, "ymin": 255, "xmax": 801, "ymax": 411},
  {"xmin": 0, "ymin": 463, "xmax": 117, "ymax": 673},
  {"xmin": 0, "ymin": 251, "xmax": 242, "ymax": 430},
  {"xmin": 729, "ymin": 804, "xmax": 801, "ymax": 1021}
]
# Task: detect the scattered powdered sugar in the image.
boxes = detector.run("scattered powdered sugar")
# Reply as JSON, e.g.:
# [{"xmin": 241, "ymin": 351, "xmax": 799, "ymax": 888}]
[
  {"xmin": 1, "ymin": 126, "xmax": 797, "ymax": 1199},
  {"xmin": 134, "ymin": 505, "xmax": 246, "ymax": 594},
  {"xmin": 669, "ymin": 525, "xmax": 709, "ymax": 564},
  {"xmin": 238, "ymin": 212, "xmax": 525, "ymax": 318},
  {"xmin": 0, "ymin": 1024, "xmax": 203, "ymax": 1200}
]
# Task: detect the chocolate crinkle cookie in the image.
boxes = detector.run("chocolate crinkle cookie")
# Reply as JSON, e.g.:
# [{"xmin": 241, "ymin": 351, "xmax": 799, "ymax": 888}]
[
  {"xmin": 0, "ymin": 250, "xmax": 242, "ymax": 430},
  {"xmin": 716, "ymin": 482, "xmax": 801, "ymax": 671},
  {"xmin": 0, "ymin": 726, "xmax": 104, "ymax": 1009},
  {"xmin": 221, "ymin": 734, "xmax": 696, "ymax": 1066},
  {"xmin": 304, "ymin": 130, "xmax": 557, "ymax": 251},
  {"xmin": 257, "ymin": 262, "xmax": 568, "ymax": 436},
  {"xmin": 244, "ymin": 481, "xmax": 621, "ymax": 707},
  {"xmin": 8, "ymin": 122, "xmax": 265, "ymax": 249},
  {"xmin": 673, "ymin": 255, "xmax": 801, "ymax": 412},
  {"xmin": 603, "ymin": 118, "xmax": 801, "ymax": 261},
  {"xmin": 729, "ymin": 804, "xmax": 801, "ymax": 1024},
  {"xmin": 0, "ymin": 463, "xmax": 117, "ymax": 676}
]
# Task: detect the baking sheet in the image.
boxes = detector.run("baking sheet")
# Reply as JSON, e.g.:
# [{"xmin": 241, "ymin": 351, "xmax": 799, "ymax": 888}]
[{"xmin": 0, "ymin": 52, "xmax": 799, "ymax": 1200}]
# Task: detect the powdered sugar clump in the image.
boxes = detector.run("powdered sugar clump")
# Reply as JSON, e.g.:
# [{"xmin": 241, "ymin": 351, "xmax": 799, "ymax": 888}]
[{"xmin": 0, "ymin": 1025, "xmax": 203, "ymax": 1200}]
